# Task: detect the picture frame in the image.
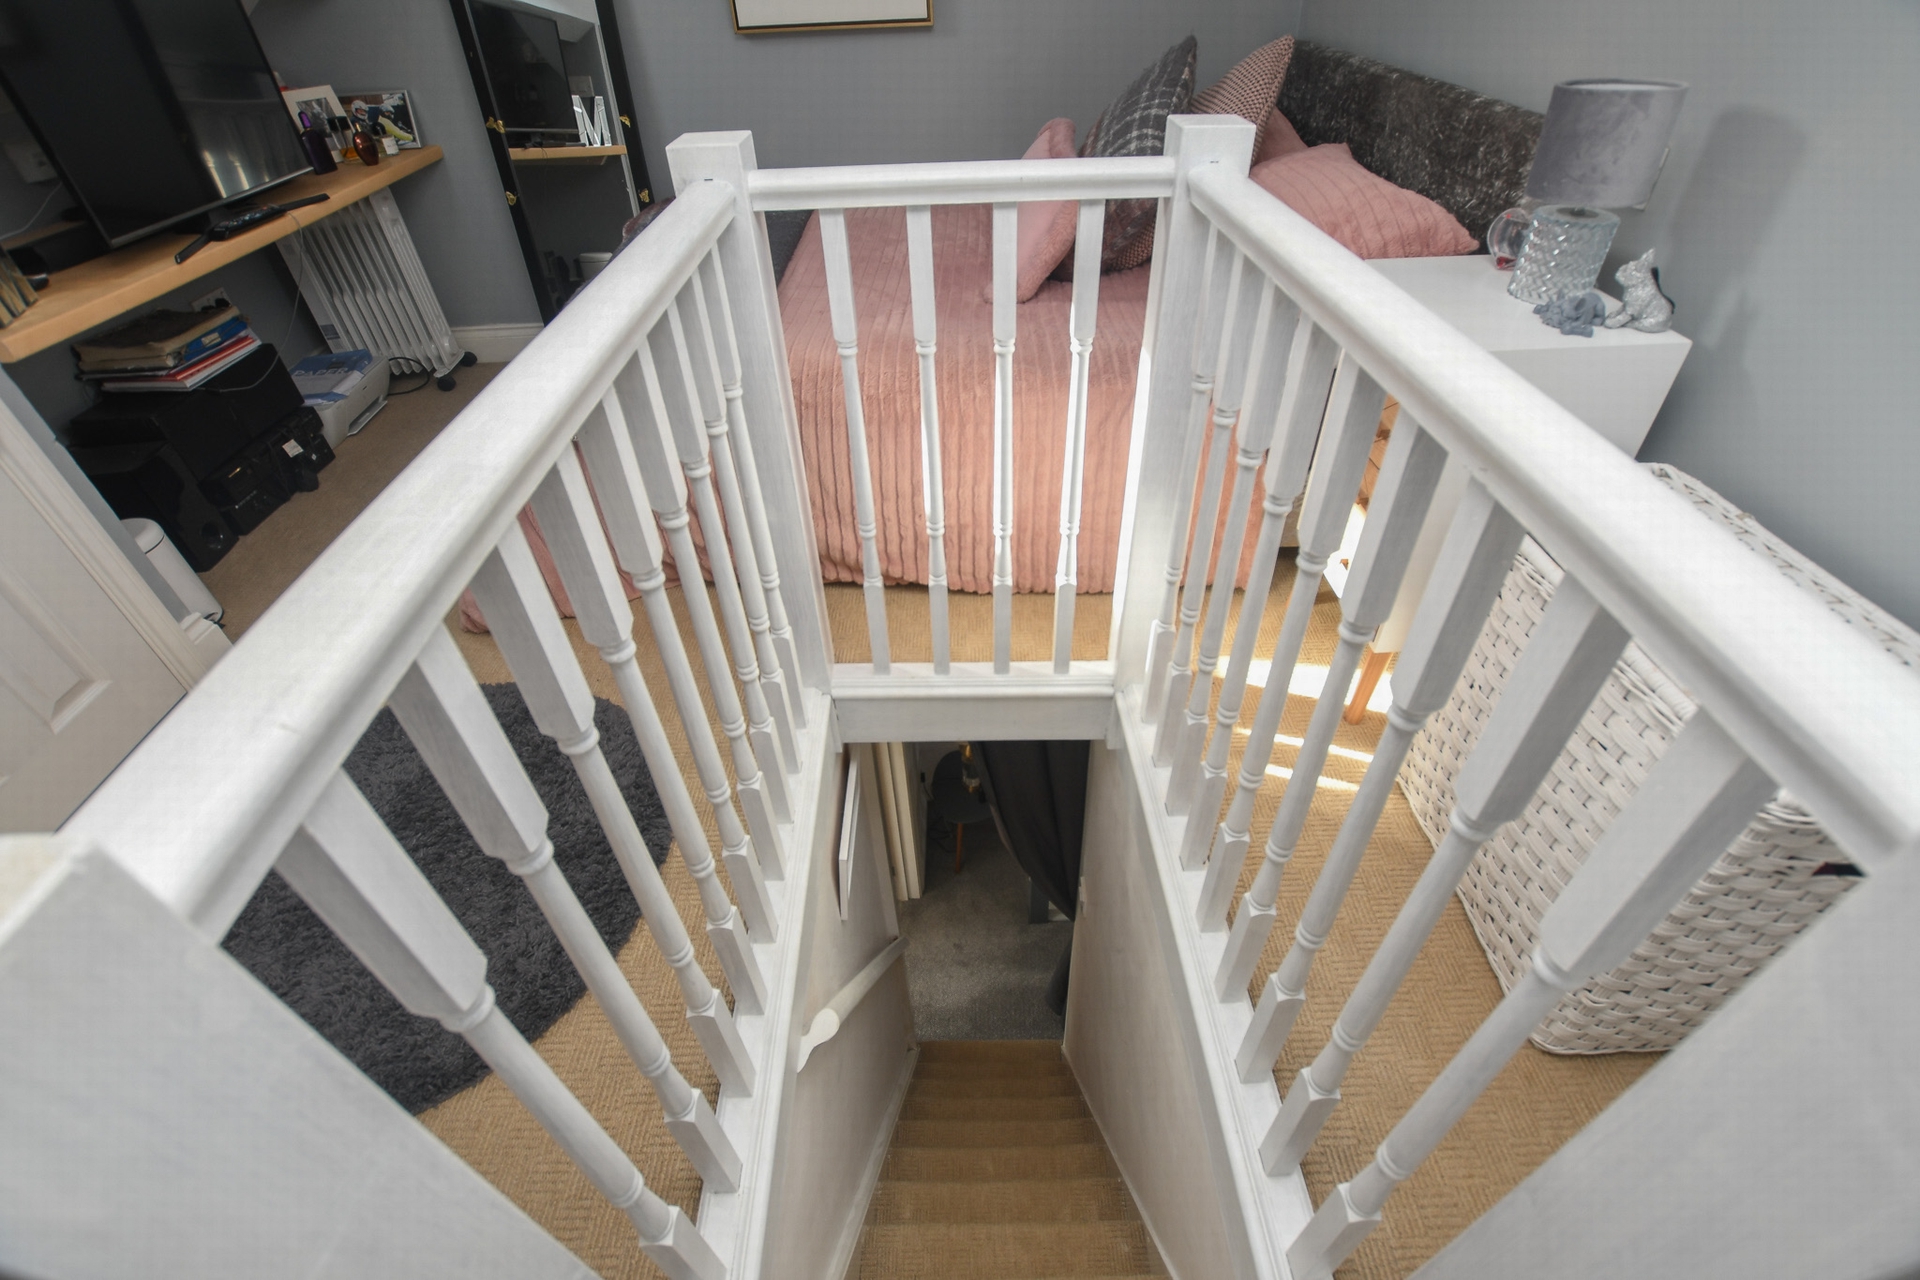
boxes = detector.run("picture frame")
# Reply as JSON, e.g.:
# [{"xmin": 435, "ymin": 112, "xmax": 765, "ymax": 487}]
[
  {"xmin": 340, "ymin": 90, "xmax": 423, "ymax": 150},
  {"xmin": 731, "ymin": 0, "xmax": 931, "ymax": 34},
  {"xmin": 280, "ymin": 84, "xmax": 345, "ymax": 131}
]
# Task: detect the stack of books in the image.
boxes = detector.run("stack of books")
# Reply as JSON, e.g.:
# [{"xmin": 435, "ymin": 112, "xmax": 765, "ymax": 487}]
[{"xmin": 75, "ymin": 304, "xmax": 259, "ymax": 393}]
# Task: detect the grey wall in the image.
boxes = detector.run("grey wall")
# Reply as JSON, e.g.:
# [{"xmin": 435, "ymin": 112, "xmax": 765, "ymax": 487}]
[
  {"xmin": 608, "ymin": 0, "xmax": 1302, "ymax": 187},
  {"xmin": 248, "ymin": 0, "xmax": 541, "ymax": 329},
  {"xmin": 1296, "ymin": 0, "xmax": 1920, "ymax": 628}
]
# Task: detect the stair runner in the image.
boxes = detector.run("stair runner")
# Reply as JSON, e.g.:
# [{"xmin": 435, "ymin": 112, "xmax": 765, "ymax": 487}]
[{"xmin": 850, "ymin": 1040, "xmax": 1168, "ymax": 1279}]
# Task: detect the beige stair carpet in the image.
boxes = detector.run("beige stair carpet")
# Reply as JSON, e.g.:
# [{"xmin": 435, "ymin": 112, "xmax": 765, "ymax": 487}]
[{"xmin": 851, "ymin": 1040, "xmax": 1167, "ymax": 1280}]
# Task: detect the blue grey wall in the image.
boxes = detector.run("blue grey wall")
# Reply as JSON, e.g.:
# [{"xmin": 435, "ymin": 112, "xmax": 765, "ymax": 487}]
[
  {"xmin": 608, "ymin": 0, "xmax": 1303, "ymax": 185},
  {"xmin": 248, "ymin": 0, "xmax": 542, "ymax": 329},
  {"xmin": 1297, "ymin": 0, "xmax": 1920, "ymax": 629}
]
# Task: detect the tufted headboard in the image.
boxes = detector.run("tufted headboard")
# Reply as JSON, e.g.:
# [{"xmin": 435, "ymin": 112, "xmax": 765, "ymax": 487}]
[{"xmin": 1277, "ymin": 41, "xmax": 1542, "ymax": 251}]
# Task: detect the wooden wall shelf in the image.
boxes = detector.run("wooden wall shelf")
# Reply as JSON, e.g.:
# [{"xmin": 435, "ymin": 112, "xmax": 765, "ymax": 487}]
[
  {"xmin": 0, "ymin": 146, "xmax": 444, "ymax": 364},
  {"xmin": 508, "ymin": 145, "xmax": 628, "ymax": 166}
]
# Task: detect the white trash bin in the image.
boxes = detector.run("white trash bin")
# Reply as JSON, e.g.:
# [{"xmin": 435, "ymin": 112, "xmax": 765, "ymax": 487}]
[{"xmin": 123, "ymin": 517, "xmax": 223, "ymax": 623}]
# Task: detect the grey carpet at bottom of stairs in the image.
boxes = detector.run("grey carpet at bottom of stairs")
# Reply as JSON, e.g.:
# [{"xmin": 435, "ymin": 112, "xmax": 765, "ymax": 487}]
[{"xmin": 222, "ymin": 683, "xmax": 671, "ymax": 1113}]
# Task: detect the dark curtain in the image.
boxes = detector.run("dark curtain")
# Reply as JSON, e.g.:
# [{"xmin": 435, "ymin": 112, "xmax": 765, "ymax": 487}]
[{"xmin": 974, "ymin": 740, "xmax": 1090, "ymax": 1016}]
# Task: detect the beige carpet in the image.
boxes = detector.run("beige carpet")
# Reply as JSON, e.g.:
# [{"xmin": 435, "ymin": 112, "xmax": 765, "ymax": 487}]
[{"xmin": 203, "ymin": 388, "xmax": 1654, "ymax": 1280}]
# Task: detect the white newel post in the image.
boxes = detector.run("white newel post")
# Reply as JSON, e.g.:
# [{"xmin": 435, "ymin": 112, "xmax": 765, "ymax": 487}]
[
  {"xmin": 275, "ymin": 776, "xmax": 726, "ymax": 1280},
  {"xmin": 667, "ymin": 132, "xmax": 834, "ymax": 690},
  {"xmin": 1110, "ymin": 114, "xmax": 1255, "ymax": 689}
]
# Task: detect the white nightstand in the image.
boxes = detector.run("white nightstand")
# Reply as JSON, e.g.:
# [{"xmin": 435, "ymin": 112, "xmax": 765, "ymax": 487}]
[{"xmin": 1324, "ymin": 255, "xmax": 1692, "ymax": 719}]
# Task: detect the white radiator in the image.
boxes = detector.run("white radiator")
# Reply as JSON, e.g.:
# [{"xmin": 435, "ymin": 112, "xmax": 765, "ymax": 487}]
[{"xmin": 277, "ymin": 187, "xmax": 463, "ymax": 379}]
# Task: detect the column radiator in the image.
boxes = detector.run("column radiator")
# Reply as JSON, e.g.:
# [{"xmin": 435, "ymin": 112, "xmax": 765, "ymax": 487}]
[{"xmin": 277, "ymin": 188, "xmax": 464, "ymax": 379}]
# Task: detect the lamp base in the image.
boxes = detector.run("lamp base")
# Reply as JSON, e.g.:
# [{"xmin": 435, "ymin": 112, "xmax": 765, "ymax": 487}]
[{"xmin": 1508, "ymin": 204, "xmax": 1619, "ymax": 304}]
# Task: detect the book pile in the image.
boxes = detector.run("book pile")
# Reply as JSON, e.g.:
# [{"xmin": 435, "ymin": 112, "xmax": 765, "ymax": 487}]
[{"xmin": 74, "ymin": 303, "xmax": 259, "ymax": 393}]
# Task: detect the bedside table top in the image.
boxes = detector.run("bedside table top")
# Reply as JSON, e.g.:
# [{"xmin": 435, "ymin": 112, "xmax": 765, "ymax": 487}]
[{"xmin": 1368, "ymin": 254, "xmax": 1691, "ymax": 357}]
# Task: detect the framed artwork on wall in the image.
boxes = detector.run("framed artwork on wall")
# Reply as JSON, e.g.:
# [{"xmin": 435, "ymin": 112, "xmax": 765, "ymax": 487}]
[
  {"xmin": 731, "ymin": 0, "xmax": 931, "ymax": 34},
  {"xmin": 340, "ymin": 91, "xmax": 422, "ymax": 150}
]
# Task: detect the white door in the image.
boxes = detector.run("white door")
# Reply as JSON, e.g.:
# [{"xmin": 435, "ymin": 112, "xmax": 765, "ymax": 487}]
[{"xmin": 0, "ymin": 403, "xmax": 204, "ymax": 831}]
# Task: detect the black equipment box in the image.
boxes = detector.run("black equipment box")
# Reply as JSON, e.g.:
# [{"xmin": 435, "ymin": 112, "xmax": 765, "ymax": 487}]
[{"xmin": 67, "ymin": 344, "xmax": 303, "ymax": 481}]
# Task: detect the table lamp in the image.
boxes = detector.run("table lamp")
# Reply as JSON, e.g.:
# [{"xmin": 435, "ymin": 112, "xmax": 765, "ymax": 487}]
[{"xmin": 1505, "ymin": 79, "xmax": 1687, "ymax": 304}]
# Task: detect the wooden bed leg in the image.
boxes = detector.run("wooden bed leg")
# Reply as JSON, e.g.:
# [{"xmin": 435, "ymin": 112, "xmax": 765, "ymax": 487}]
[{"xmin": 1345, "ymin": 648, "xmax": 1393, "ymax": 724}]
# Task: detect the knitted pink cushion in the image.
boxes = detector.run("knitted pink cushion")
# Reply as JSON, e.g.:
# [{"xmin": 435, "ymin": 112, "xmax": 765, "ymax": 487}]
[
  {"xmin": 1008, "ymin": 117, "xmax": 1080, "ymax": 301},
  {"xmin": 1253, "ymin": 107, "xmax": 1308, "ymax": 165},
  {"xmin": 1191, "ymin": 36, "xmax": 1296, "ymax": 154},
  {"xmin": 1251, "ymin": 143, "xmax": 1477, "ymax": 259}
]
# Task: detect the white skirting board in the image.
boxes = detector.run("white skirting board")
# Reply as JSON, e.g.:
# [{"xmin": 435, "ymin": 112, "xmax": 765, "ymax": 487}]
[{"xmin": 451, "ymin": 324, "xmax": 545, "ymax": 364}]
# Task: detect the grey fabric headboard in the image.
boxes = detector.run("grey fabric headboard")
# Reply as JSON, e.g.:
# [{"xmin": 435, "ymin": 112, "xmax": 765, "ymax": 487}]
[{"xmin": 1278, "ymin": 42, "xmax": 1542, "ymax": 251}]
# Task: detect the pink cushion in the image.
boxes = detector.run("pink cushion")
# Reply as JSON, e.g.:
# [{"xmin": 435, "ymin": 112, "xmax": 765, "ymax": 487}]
[
  {"xmin": 1009, "ymin": 118, "xmax": 1079, "ymax": 301},
  {"xmin": 1250, "ymin": 143, "xmax": 1476, "ymax": 259},
  {"xmin": 1253, "ymin": 108, "xmax": 1307, "ymax": 165}
]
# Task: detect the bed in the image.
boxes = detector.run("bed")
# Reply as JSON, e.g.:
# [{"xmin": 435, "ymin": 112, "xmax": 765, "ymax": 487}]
[{"xmin": 483, "ymin": 40, "xmax": 1542, "ymax": 626}]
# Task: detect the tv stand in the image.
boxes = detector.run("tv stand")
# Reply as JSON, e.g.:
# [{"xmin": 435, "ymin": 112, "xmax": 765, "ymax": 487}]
[{"xmin": 0, "ymin": 146, "xmax": 444, "ymax": 366}]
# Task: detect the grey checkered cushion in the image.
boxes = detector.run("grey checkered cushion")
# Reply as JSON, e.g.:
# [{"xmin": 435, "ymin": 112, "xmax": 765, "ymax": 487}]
[{"xmin": 1069, "ymin": 36, "xmax": 1196, "ymax": 274}]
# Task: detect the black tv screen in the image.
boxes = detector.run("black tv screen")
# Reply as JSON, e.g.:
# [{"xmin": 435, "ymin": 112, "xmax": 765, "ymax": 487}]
[{"xmin": 0, "ymin": 0, "xmax": 309, "ymax": 248}]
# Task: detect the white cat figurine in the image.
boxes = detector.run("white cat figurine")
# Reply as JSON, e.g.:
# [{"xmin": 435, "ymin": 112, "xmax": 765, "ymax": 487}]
[{"xmin": 1605, "ymin": 248, "xmax": 1674, "ymax": 333}]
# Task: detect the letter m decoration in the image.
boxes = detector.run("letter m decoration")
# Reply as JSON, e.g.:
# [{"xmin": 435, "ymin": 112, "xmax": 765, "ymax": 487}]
[{"xmin": 572, "ymin": 95, "xmax": 612, "ymax": 148}]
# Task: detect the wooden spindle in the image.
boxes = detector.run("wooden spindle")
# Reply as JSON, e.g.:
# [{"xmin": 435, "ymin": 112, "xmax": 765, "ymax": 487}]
[
  {"xmin": 679, "ymin": 273, "xmax": 800, "ymax": 765},
  {"xmin": 612, "ymin": 348, "xmax": 784, "ymax": 869},
  {"xmin": 1052, "ymin": 199, "xmax": 1105, "ymax": 675},
  {"xmin": 390, "ymin": 626, "xmax": 745, "ymax": 1185},
  {"xmin": 276, "ymin": 774, "xmax": 725, "ymax": 1280},
  {"xmin": 528, "ymin": 442, "xmax": 776, "ymax": 972},
  {"xmin": 1165, "ymin": 280, "xmax": 1289, "ymax": 808},
  {"xmin": 905, "ymin": 205, "xmax": 953, "ymax": 673},
  {"xmin": 990, "ymin": 202, "xmax": 1016, "ymax": 673},
  {"xmin": 695, "ymin": 251, "xmax": 808, "ymax": 718},
  {"xmin": 469, "ymin": 524, "xmax": 756, "ymax": 1095},
  {"xmin": 652, "ymin": 306, "xmax": 793, "ymax": 822},
  {"xmin": 1141, "ymin": 228, "xmax": 1230, "ymax": 723},
  {"xmin": 1287, "ymin": 714, "xmax": 1774, "ymax": 1280},
  {"xmin": 1193, "ymin": 354, "xmax": 1384, "ymax": 931},
  {"xmin": 1176, "ymin": 316, "xmax": 1339, "ymax": 870},
  {"xmin": 1236, "ymin": 477, "xmax": 1522, "ymax": 1081},
  {"xmin": 578, "ymin": 393, "xmax": 786, "ymax": 901},
  {"xmin": 1263, "ymin": 573, "xmax": 1628, "ymax": 1174},
  {"xmin": 818, "ymin": 207, "xmax": 891, "ymax": 672},
  {"xmin": 1214, "ymin": 410, "xmax": 1448, "ymax": 999},
  {"xmin": 1152, "ymin": 250, "xmax": 1250, "ymax": 758}
]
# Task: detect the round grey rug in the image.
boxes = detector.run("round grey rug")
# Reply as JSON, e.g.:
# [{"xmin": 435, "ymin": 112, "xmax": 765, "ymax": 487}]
[{"xmin": 223, "ymin": 683, "xmax": 671, "ymax": 1112}]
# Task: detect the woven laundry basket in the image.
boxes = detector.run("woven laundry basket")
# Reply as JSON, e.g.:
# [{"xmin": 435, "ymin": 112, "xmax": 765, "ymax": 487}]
[{"xmin": 1396, "ymin": 464, "xmax": 1917, "ymax": 1054}]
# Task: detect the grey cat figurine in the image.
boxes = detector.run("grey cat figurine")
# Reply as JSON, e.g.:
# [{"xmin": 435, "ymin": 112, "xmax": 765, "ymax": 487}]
[{"xmin": 1605, "ymin": 248, "xmax": 1675, "ymax": 333}]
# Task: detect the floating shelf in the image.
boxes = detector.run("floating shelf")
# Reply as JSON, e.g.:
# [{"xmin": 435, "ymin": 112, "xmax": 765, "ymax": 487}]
[{"xmin": 508, "ymin": 145, "xmax": 628, "ymax": 166}]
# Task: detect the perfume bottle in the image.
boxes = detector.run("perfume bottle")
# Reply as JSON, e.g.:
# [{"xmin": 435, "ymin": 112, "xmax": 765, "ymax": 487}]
[
  {"xmin": 297, "ymin": 111, "xmax": 337, "ymax": 174},
  {"xmin": 350, "ymin": 117, "xmax": 381, "ymax": 166}
]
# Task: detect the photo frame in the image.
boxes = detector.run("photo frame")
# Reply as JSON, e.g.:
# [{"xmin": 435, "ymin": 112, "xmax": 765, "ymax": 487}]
[
  {"xmin": 340, "ymin": 90, "xmax": 422, "ymax": 149},
  {"xmin": 731, "ymin": 0, "xmax": 931, "ymax": 34},
  {"xmin": 280, "ymin": 84, "xmax": 345, "ymax": 131}
]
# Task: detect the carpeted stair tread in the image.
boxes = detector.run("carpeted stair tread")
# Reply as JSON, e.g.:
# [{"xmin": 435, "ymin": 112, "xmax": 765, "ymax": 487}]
[
  {"xmin": 900, "ymin": 1094, "xmax": 1090, "ymax": 1121},
  {"xmin": 881, "ymin": 1143, "xmax": 1120, "ymax": 1182},
  {"xmin": 893, "ymin": 1118, "xmax": 1104, "ymax": 1148},
  {"xmin": 853, "ymin": 1221, "xmax": 1157, "ymax": 1278},
  {"xmin": 915, "ymin": 1040, "xmax": 1069, "ymax": 1065},
  {"xmin": 911, "ymin": 1060, "xmax": 1076, "ymax": 1081},
  {"xmin": 869, "ymin": 1178, "xmax": 1137, "ymax": 1223},
  {"xmin": 909, "ymin": 1074, "xmax": 1082, "ymax": 1098}
]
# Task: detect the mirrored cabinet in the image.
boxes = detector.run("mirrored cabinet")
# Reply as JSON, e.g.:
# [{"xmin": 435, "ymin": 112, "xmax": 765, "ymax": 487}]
[{"xmin": 447, "ymin": 0, "xmax": 653, "ymax": 320}]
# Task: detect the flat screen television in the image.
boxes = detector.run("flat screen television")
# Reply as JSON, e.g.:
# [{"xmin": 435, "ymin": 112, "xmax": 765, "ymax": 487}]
[{"xmin": 0, "ymin": 0, "xmax": 310, "ymax": 249}]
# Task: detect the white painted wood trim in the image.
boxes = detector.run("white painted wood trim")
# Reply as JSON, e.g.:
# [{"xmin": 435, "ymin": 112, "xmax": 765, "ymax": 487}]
[
  {"xmin": 830, "ymin": 661, "xmax": 1115, "ymax": 743},
  {"xmin": 748, "ymin": 156, "xmax": 1175, "ymax": 210},
  {"xmin": 450, "ymin": 323, "xmax": 544, "ymax": 364},
  {"xmin": 829, "ymin": 1042, "xmax": 919, "ymax": 1280},
  {"xmin": 796, "ymin": 935, "xmax": 909, "ymax": 1070}
]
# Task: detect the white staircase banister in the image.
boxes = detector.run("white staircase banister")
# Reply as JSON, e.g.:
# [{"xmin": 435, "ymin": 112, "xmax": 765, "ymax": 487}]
[
  {"xmin": 795, "ymin": 936, "xmax": 910, "ymax": 1071},
  {"xmin": 746, "ymin": 155, "xmax": 1175, "ymax": 210}
]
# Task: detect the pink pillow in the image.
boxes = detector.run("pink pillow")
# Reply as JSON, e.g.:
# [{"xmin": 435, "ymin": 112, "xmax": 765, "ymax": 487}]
[
  {"xmin": 1250, "ymin": 144, "xmax": 1476, "ymax": 259},
  {"xmin": 1253, "ymin": 108, "xmax": 1307, "ymax": 165},
  {"xmin": 1007, "ymin": 118, "xmax": 1079, "ymax": 301},
  {"xmin": 1191, "ymin": 36, "xmax": 1296, "ymax": 155}
]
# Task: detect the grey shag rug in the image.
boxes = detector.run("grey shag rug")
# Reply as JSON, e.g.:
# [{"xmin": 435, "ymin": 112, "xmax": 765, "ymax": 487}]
[{"xmin": 223, "ymin": 683, "xmax": 672, "ymax": 1113}]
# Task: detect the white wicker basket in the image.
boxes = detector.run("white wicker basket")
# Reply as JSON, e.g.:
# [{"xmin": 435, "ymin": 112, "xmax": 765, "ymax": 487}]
[{"xmin": 1397, "ymin": 464, "xmax": 1916, "ymax": 1054}]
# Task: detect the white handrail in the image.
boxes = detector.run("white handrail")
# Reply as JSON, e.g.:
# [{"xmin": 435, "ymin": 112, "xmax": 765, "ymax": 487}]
[
  {"xmin": 1186, "ymin": 164, "xmax": 1920, "ymax": 867},
  {"xmin": 63, "ymin": 184, "xmax": 740, "ymax": 936},
  {"xmin": 748, "ymin": 155, "xmax": 1175, "ymax": 210},
  {"xmin": 795, "ymin": 936, "xmax": 910, "ymax": 1071}
]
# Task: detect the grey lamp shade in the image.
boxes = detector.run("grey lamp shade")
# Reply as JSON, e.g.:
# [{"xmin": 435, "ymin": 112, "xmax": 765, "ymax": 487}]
[{"xmin": 1525, "ymin": 79, "xmax": 1687, "ymax": 210}]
